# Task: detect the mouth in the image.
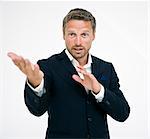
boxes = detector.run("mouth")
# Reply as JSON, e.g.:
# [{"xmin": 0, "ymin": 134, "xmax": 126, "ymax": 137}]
[{"xmin": 73, "ymin": 47, "xmax": 84, "ymax": 53}]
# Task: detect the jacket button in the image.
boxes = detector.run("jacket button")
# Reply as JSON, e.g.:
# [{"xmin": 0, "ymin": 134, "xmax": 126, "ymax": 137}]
[
  {"xmin": 106, "ymin": 101, "xmax": 110, "ymax": 105},
  {"xmin": 86, "ymin": 100, "xmax": 90, "ymax": 104},
  {"xmin": 87, "ymin": 134, "xmax": 90, "ymax": 139},
  {"xmin": 88, "ymin": 117, "xmax": 92, "ymax": 122},
  {"xmin": 34, "ymin": 99, "xmax": 38, "ymax": 103}
]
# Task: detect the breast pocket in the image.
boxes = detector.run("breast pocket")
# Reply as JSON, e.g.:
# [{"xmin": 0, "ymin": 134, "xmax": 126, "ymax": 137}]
[{"xmin": 97, "ymin": 74, "xmax": 110, "ymax": 88}]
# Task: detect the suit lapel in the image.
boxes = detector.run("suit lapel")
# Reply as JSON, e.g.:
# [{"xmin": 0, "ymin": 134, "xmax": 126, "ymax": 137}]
[
  {"xmin": 54, "ymin": 50, "xmax": 82, "ymax": 87},
  {"xmin": 91, "ymin": 56, "xmax": 105, "ymax": 83},
  {"xmin": 57, "ymin": 50, "xmax": 77, "ymax": 76},
  {"xmin": 54, "ymin": 51, "xmax": 106, "ymax": 92},
  {"xmin": 56, "ymin": 52, "xmax": 105, "ymax": 84},
  {"xmin": 54, "ymin": 50, "xmax": 87, "ymax": 95}
]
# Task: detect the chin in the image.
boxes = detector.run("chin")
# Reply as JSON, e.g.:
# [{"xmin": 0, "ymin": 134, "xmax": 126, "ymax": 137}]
[{"xmin": 73, "ymin": 54, "xmax": 84, "ymax": 59}]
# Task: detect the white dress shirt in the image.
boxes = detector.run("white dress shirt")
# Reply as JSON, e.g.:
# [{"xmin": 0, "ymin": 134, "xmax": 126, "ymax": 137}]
[{"xmin": 27, "ymin": 49, "xmax": 105, "ymax": 102}]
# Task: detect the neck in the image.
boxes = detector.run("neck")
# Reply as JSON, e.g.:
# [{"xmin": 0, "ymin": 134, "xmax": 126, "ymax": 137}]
[{"xmin": 77, "ymin": 54, "xmax": 88, "ymax": 66}]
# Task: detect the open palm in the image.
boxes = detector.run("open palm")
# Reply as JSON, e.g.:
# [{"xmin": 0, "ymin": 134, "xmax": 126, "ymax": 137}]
[{"xmin": 72, "ymin": 65, "xmax": 101, "ymax": 94}]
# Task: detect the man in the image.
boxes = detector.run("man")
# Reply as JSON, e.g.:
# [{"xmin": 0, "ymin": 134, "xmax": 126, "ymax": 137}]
[{"xmin": 8, "ymin": 8, "xmax": 130, "ymax": 139}]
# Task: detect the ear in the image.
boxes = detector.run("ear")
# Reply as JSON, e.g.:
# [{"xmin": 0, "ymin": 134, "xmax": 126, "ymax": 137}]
[
  {"xmin": 92, "ymin": 30, "xmax": 96, "ymax": 40},
  {"xmin": 63, "ymin": 31, "xmax": 65, "ymax": 40}
]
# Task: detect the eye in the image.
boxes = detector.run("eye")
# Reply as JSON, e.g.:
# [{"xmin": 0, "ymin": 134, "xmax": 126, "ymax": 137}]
[
  {"xmin": 68, "ymin": 33, "xmax": 76, "ymax": 37},
  {"xmin": 81, "ymin": 33, "xmax": 89, "ymax": 38}
]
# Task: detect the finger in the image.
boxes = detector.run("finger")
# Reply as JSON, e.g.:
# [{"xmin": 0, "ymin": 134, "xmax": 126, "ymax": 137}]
[
  {"xmin": 13, "ymin": 56, "xmax": 25, "ymax": 69},
  {"xmin": 24, "ymin": 59, "xmax": 34, "ymax": 75},
  {"xmin": 8, "ymin": 52, "xmax": 23, "ymax": 66},
  {"xmin": 18, "ymin": 56, "xmax": 26, "ymax": 71},
  {"xmin": 85, "ymin": 72, "xmax": 95, "ymax": 79},
  {"xmin": 77, "ymin": 65, "xmax": 84, "ymax": 70},
  {"xmin": 11, "ymin": 59, "xmax": 20, "ymax": 66},
  {"xmin": 34, "ymin": 64, "xmax": 44, "ymax": 77},
  {"xmin": 77, "ymin": 65, "xmax": 87, "ymax": 73},
  {"xmin": 7, "ymin": 52, "xmax": 19, "ymax": 60},
  {"xmin": 34, "ymin": 64, "xmax": 40, "ymax": 74},
  {"xmin": 72, "ymin": 74, "xmax": 83, "ymax": 84},
  {"xmin": 7, "ymin": 52, "xmax": 23, "ymax": 65},
  {"xmin": 77, "ymin": 67, "xmax": 87, "ymax": 75}
]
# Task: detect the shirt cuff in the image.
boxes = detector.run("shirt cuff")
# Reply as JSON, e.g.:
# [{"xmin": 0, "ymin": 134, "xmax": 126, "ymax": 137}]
[
  {"xmin": 91, "ymin": 84, "xmax": 105, "ymax": 102},
  {"xmin": 26, "ymin": 78, "xmax": 45, "ymax": 97}
]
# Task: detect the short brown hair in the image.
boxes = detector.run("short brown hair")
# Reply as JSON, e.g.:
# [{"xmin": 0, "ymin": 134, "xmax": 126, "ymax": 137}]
[{"xmin": 63, "ymin": 8, "xmax": 96, "ymax": 34}]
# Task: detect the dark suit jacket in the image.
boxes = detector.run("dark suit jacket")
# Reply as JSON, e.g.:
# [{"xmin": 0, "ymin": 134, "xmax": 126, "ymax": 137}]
[{"xmin": 24, "ymin": 50, "xmax": 130, "ymax": 139}]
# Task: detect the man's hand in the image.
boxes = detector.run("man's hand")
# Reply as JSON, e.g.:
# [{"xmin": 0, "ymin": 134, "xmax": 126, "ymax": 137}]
[
  {"xmin": 7, "ymin": 52, "xmax": 44, "ymax": 88},
  {"xmin": 72, "ymin": 65, "xmax": 101, "ymax": 94}
]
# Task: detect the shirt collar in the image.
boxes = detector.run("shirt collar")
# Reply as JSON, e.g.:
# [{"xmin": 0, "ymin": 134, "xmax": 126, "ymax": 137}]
[{"xmin": 65, "ymin": 49, "xmax": 92, "ymax": 68}]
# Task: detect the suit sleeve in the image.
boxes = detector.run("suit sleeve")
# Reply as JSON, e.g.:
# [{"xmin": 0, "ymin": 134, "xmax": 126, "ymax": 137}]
[
  {"xmin": 97, "ymin": 64, "xmax": 130, "ymax": 122},
  {"xmin": 24, "ymin": 60, "xmax": 52, "ymax": 116}
]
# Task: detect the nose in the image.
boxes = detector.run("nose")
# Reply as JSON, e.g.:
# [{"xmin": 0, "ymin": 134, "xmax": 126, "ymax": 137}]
[{"xmin": 75, "ymin": 36, "xmax": 81, "ymax": 46}]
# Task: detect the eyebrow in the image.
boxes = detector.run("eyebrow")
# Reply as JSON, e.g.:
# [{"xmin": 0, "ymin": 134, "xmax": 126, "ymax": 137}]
[{"xmin": 67, "ymin": 30, "xmax": 90, "ymax": 33}]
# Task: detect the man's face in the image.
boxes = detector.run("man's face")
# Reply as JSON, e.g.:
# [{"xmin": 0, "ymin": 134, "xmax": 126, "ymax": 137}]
[{"xmin": 63, "ymin": 20, "xmax": 95, "ymax": 60}]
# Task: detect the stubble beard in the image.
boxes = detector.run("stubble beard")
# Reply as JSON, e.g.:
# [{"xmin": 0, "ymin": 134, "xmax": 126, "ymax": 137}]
[{"xmin": 67, "ymin": 45, "xmax": 90, "ymax": 62}]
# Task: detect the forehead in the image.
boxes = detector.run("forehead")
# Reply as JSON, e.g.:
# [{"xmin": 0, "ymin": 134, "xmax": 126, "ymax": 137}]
[{"xmin": 65, "ymin": 20, "xmax": 92, "ymax": 31}]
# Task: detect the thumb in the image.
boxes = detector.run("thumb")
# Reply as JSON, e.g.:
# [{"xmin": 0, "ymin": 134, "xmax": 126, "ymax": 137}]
[
  {"xmin": 72, "ymin": 74, "xmax": 83, "ymax": 84},
  {"xmin": 34, "ymin": 64, "xmax": 44, "ymax": 77},
  {"xmin": 34, "ymin": 64, "xmax": 40, "ymax": 73}
]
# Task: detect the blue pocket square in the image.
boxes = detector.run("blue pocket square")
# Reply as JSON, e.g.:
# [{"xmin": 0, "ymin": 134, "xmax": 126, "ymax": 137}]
[{"xmin": 100, "ymin": 75, "xmax": 108, "ymax": 80}]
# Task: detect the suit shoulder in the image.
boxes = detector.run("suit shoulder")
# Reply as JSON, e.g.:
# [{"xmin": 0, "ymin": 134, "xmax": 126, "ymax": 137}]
[
  {"xmin": 36, "ymin": 52, "xmax": 62, "ymax": 72},
  {"xmin": 38, "ymin": 53, "xmax": 60, "ymax": 64},
  {"xmin": 92, "ymin": 55, "xmax": 112, "ymax": 67}
]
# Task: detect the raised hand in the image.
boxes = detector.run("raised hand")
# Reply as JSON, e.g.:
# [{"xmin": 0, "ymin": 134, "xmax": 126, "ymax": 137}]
[
  {"xmin": 7, "ymin": 52, "xmax": 44, "ymax": 87},
  {"xmin": 72, "ymin": 65, "xmax": 101, "ymax": 94}
]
